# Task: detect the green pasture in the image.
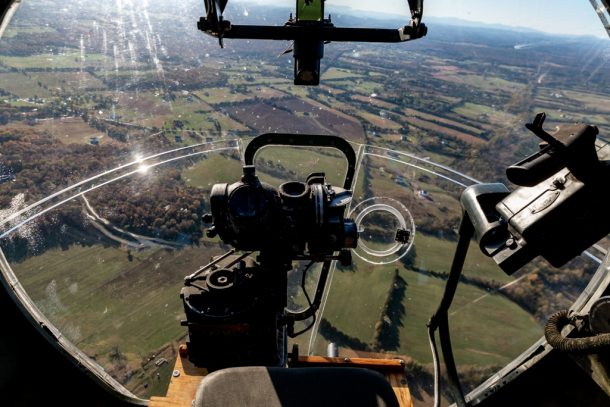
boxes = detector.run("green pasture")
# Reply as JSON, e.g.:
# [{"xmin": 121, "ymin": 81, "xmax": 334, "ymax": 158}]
[
  {"xmin": 0, "ymin": 72, "xmax": 54, "ymax": 98},
  {"xmin": 532, "ymin": 104, "xmax": 610, "ymax": 129},
  {"xmin": 357, "ymin": 111, "xmax": 403, "ymax": 131},
  {"xmin": 253, "ymin": 145, "xmax": 348, "ymax": 188},
  {"xmin": 35, "ymin": 71, "xmax": 105, "ymax": 91},
  {"xmin": 351, "ymin": 79, "xmax": 384, "ymax": 95},
  {"xmin": 166, "ymin": 96, "xmax": 249, "ymax": 132},
  {"xmin": 2, "ymin": 98, "xmax": 41, "ymax": 107},
  {"xmin": 453, "ymin": 102, "xmax": 517, "ymax": 128},
  {"xmin": 182, "ymin": 142, "xmax": 349, "ymax": 191},
  {"xmin": 182, "ymin": 153, "xmax": 243, "ymax": 189},
  {"xmin": 404, "ymin": 107, "xmax": 483, "ymax": 135},
  {"xmin": 12, "ymin": 244, "xmax": 194, "ymax": 359},
  {"xmin": 560, "ymin": 89, "xmax": 610, "ymax": 114},
  {"xmin": 10, "ymin": 240, "xmax": 227, "ymax": 396},
  {"xmin": 2, "ymin": 24, "xmax": 57, "ymax": 38},
  {"xmin": 193, "ymin": 88, "xmax": 253, "ymax": 104},
  {"xmin": 321, "ymin": 261, "xmax": 397, "ymax": 345},
  {"xmin": 413, "ymin": 233, "xmax": 512, "ymax": 284},
  {"xmin": 226, "ymin": 75, "xmax": 288, "ymax": 86},
  {"xmin": 438, "ymin": 73, "xmax": 526, "ymax": 94},
  {"xmin": 323, "ymin": 67, "xmax": 364, "ymax": 80},
  {"xmin": 269, "ymin": 83, "xmax": 311, "ymax": 98},
  {"xmin": 2, "ymin": 51, "xmax": 110, "ymax": 70},
  {"xmin": 448, "ymin": 280, "xmax": 541, "ymax": 366},
  {"xmin": 319, "ymin": 257, "xmax": 541, "ymax": 366}
]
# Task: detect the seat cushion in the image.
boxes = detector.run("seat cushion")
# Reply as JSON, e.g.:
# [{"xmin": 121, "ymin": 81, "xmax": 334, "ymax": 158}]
[{"xmin": 194, "ymin": 366, "xmax": 399, "ymax": 407}]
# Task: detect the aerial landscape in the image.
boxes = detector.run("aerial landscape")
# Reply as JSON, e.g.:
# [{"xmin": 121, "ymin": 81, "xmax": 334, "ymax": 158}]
[{"xmin": 1, "ymin": 0, "xmax": 610, "ymax": 403}]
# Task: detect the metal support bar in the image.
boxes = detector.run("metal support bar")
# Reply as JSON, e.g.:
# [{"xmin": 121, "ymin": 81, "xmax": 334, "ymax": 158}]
[
  {"xmin": 428, "ymin": 215, "xmax": 474, "ymax": 407},
  {"xmin": 284, "ymin": 260, "xmax": 331, "ymax": 323},
  {"xmin": 244, "ymin": 133, "xmax": 357, "ymax": 190},
  {"xmin": 199, "ymin": 22, "xmax": 427, "ymax": 43}
]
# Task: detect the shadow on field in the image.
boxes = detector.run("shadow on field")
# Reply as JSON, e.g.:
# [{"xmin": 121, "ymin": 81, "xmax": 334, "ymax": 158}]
[{"xmin": 373, "ymin": 269, "xmax": 407, "ymax": 352}]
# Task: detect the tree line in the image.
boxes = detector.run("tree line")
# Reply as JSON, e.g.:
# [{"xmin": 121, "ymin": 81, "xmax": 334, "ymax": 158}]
[{"xmin": 0, "ymin": 128, "xmax": 208, "ymax": 260}]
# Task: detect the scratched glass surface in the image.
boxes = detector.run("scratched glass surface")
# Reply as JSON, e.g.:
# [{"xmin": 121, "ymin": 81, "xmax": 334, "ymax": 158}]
[{"xmin": 0, "ymin": 0, "xmax": 609, "ymax": 402}]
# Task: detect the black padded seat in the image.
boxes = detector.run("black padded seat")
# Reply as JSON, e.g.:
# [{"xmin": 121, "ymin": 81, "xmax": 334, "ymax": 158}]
[{"xmin": 194, "ymin": 366, "xmax": 399, "ymax": 407}]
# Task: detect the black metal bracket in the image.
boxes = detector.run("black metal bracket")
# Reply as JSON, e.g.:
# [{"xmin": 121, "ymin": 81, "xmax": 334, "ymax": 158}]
[
  {"xmin": 244, "ymin": 133, "xmax": 357, "ymax": 190},
  {"xmin": 198, "ymin": 0, "xmax": 426, "ymax": 45},
  {"xmin": 198, "ymin": 19, "xmax": 427, "ymax": 44},
  {"xmin": 284, "ymin": 260, "xmax": 331, "ymax": 328},
  {"xmin": 198, "ymin": 1, "xmax": 426, "ymax": 84}
]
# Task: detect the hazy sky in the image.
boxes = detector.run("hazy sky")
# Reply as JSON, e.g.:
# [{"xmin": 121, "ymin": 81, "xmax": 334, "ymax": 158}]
[{"xmin": 236, "ymin": 0, "xmax": 609, "ymax": 38}]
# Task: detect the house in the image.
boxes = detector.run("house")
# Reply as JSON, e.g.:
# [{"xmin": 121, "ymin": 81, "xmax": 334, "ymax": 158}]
[
  {"xmin": 418, "ymin": 189, "xmax": 432, "ymax": 201},
  {"xmin": 394, "ymin": 176, "xmax": 408, "ymax": 187},
  {"xmin": 0, "ymin": 174, "xmax": 15, "ymax": 184}
]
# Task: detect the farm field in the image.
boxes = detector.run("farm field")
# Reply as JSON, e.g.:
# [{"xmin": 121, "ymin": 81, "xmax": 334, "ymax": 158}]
[
  {"xmin": 320, "ymin": 258, "xmax": 540, "ymax": 366},
  {"xmin": 10, "ymin": 242, "xmax": 225, "ymax": 397},
  {"xmin": 182, "ymin": 152, "xmax": 243, "ymax": 188},
  {"xmin": 1, "ymin": 51, "xmax": 111, "ymax": 70},
  {"xmin": 0, "ymin": 117, "xmax": 109, "ymax": 144}
]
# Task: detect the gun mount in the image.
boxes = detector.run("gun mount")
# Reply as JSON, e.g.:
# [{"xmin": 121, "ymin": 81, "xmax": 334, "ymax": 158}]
[
  {"xmin": 198, "ymin": 0, "xmax": 426, "ymax": 85},
  {"xmin": 181, "ymin": 134, "xmax": 358, "ymax": 369}
]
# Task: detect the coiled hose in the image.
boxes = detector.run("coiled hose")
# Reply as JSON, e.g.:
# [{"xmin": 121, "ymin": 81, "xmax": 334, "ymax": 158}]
[{"xmin": 545, "ymin": 309, "xmax": 610, "ymax": 353}]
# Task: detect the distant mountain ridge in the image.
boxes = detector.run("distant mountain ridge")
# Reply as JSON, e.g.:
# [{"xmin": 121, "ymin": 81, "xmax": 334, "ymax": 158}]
[{"xmin": 226, "ymin": 1, "xmax": 607, "ymax": 45}]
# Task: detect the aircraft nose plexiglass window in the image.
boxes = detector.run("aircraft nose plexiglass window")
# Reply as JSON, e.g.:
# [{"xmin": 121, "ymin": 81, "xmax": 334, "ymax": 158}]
[{"xmin": 1, "ymin": 0, "xmax": 610, "ymax": 403}]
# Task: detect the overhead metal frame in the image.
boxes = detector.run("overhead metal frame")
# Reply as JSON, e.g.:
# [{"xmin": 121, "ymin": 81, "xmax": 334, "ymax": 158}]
[{"xmin": 198, "ymin": 0, "xmax": 427, "ymax": 46}]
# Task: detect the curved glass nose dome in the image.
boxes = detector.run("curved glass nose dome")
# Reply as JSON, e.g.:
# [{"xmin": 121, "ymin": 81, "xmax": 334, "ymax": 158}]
[{"xmin": 1, "ymin": 0, "xmax": 609, "ymax": 404}]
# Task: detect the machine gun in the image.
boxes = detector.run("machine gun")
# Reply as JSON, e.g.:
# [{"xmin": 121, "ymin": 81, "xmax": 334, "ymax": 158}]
[
  {"xmin": 465, "ymin": 112, "xmax": 610, "ymax": 275},
  {"xmin": 429, "ymin": 113, "xmax": 610, "ymax": 407},
  {"xmin": 180, "ymin": 134, "xmax": 358, "ymax": 370}
]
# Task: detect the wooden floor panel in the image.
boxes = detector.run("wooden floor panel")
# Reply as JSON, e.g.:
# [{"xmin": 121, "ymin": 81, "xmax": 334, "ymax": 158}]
[
  {"xmin": 149, "ymin": 352, "xmax": 207, "ymax": 407},
  {"xmin": 150, "ymin": 350, "xmax": 412, "ymax": 407}
]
